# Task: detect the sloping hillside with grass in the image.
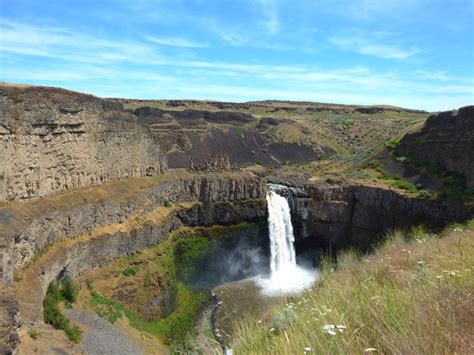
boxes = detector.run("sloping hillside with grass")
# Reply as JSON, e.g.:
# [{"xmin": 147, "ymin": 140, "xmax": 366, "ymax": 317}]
[{"xmin": 231, "ymin": 222, "xmax": 474, "ymax": 354}]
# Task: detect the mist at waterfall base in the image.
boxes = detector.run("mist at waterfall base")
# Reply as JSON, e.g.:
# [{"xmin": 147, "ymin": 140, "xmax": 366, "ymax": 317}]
[
  {"xmin": 183, "ymin": 189, "xmax": 318, "ymax": 296},
  {"xmin": 256, "ymin": 190, "xmax": 318, "ymax": 296}
]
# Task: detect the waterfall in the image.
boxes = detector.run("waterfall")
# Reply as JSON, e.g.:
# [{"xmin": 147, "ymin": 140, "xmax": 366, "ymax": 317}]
[
  {"xmin": 266, "ymin": 190, "xmax": 297, "ymax": 277},
  {"xmin": 258, "ymin": 186, "xmax": 317, "ymax": 295}
]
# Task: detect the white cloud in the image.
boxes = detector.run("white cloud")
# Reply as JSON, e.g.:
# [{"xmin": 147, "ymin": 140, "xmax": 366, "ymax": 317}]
[
  {"xmin": 144, "ymin": 35, "xmax": 207, "ymax": 48},
  {"xmin": 328, "ymin": 33, "xmax": 420, "ymax": 60},
  {"xmin": 258, "ymin": 0, "xmax": 279, "ymax": 34},
  {"xmin": 0, "ymin": 19, "xmax": 163, "ymax": 65}
]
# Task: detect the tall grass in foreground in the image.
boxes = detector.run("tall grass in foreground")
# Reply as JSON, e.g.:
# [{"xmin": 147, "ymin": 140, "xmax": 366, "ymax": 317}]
[{"xmin": 231, "ymin": 222, "xmax": 474, "ymax": 354}]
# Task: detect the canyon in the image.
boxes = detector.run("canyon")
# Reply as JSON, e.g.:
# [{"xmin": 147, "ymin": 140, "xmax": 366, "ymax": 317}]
[{"xmin": 0, "ymin": 84, "xmax": 472, "ymax": 354}]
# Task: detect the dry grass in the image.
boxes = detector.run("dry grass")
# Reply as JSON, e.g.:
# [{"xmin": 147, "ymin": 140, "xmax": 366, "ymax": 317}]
[{"xmin": 231, "ymin": 222, "xmax": 474, "ymax": 354}]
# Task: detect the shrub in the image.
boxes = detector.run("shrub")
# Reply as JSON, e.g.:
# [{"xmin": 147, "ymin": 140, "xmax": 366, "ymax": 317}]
[
  {"xmin": 234, "ymin": 127, "xmax": 245, "ymax": 138},
  {"xmin": 122, "ymin": 266, "xmax": 138, "ymax": 277},
  {"xmin": 61, "ymin": 276, "xmax": 79, "ymax": 304},
  {"xmin": 341, "ymin": 118, "xmax": 352, "ymax": 130},
  {"xmin": 28, "ymin": 328, "xmax": 41, "ymax": 340},
  {"xmin": 164, "ymin": 200, "xmax": 172, "ymax": 208},
  {"xmin": 43, "ymin": 279, "xmax": 82, "ymax": 343},
  {"xmin": 270, "ymin": 307, "xmax": 297, "ymax": 332},
  {"xmin": 386, "ymin": 137, "xmax": 398, "ymax": 151}
]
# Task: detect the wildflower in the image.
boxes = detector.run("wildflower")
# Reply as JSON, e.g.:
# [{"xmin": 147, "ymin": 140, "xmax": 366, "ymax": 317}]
[
  {"xmin": 453, "ymin": 227, "xmax": 464, "ymax": 232},
  {"xmin": 304, "ymin": 347, "xmax": 312, "ymax": 352},
  {"xmin": 417, "ymin": 260, "xmax": 426, "ymax": 265},
  {"xmin": 323, "ymin": 324, "xmax": 337, "ymax": 335},
  {"xmin": 337, "ymin": 325, "xmax": 346, "ymax": 332},
  {"xmin": 436, "ymin": 275, "xmax": 443, "ymax": 279},
  {"xmin": 257, "ymin": 320, "xmax": 262, "ymax": 324},
  {"xmin": 364, "ymin": 348, "xmax": 377, "ymax": 352},
  {"xmin": 443, "ymin": 270, "xmax": 460, "ymax": 277},
  {"xmin": 270, "ymin": 328, "xmax": 275, "ymax": 332}
]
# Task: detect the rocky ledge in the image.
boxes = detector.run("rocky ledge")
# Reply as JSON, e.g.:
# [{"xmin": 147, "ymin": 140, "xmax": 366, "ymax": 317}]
[
  {"xmin": 396, "ymin": 105, "xmax": 474, "ymax": 188},
  {"xmin": 271, "ymin": 179, "xmax": 473, "ymax": 250}
]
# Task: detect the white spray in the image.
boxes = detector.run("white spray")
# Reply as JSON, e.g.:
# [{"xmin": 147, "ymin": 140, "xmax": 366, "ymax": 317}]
[{"xmin": 258, "ymin": 187, "xmax": 317, "ymax": 295}]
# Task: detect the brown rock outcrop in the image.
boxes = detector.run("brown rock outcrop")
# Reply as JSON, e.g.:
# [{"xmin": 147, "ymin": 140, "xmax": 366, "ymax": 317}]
[
  {"xmin": 0, "ymin": 86, "xmax": 167, "ymax": 200},
  {"xmin": 396, "ymin": 106, "xmax": 474, "ymax": 187}
]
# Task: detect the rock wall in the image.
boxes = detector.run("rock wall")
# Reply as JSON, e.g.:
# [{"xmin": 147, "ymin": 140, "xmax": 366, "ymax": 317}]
[
  {"xmin": 396, "ymin": 106, "xmax": 474, "ymax": 188},
  {"xmin": 0, "ymin": 86, "xmax": 167, "ymax": 200},
  {"xmin": 272, "ymin": 181, "xmax": 473, "ymax": 250},
  {"xmin": 0, "ymin": 171, "xmax": 265, "ymax": 285},
  {"xmin": 0, "ymin": 283, "xmax": 19, "ymax": 354}
]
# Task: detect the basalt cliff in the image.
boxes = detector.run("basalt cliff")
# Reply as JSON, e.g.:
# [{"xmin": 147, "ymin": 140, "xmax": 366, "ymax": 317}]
[{"xmin": 0, "ymin": 84, "xmax": 472, "ymax": 354}]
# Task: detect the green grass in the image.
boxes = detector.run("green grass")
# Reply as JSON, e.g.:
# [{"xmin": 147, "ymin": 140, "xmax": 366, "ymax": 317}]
[
  {"xmin": 372, "ymin": 163, "xmax": 420, "ymax": 193},
  {"xmin": 43, "ymin": 277, "xmax": 82, "ymax": 343},
  {"xmin": 231, "ymin": 222, "xmax": 474, "ymax": 354},
  {"xmin": 89, "ymin": 283, "xmax": 207, "ymax": 345}
]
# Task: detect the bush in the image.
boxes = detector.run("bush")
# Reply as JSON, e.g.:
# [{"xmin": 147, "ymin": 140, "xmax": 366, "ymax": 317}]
[
  {"xmin": 164, "ymin": 200, "xmax": 172, "ymax": 208},
  {"xmin": 61, "ymin": 276, "xmax": 79, "ymax": 304},
  {"xmin": 234, "ymin": 127, "xmax": 245, "ymax": 138},
  {"xmin": 270, "ymin": 307, "xmax": 297, "ymax": 332},
  {"xmin": 386, "ymin": 137, "xmax": 398, "ymax": 151},
  {"xmin": 122, "ymin": 266, "xmax": 138, "ymax": 277},
  {"xmin": 43, "ymin": 279, "xmax": 82, "ymax": 343},
  {"xmin": 341, "ymin": 118, "xmax": 352, "ymax": 130}
]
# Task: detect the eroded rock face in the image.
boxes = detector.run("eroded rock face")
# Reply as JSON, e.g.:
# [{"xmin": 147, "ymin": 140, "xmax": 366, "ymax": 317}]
[
  {"xmin": 0, "ymin": 86, "xmax": 167, "ymax": 200},
  {"xmin": 396, "ymin": 106, "xmax": 474, "ymax": 188},
  {"xmin": 0, "ymin": 283, "xmax": 19, "ymax": 354},
  {"xmin": 275, "ymin": 180, "xmax": 473, "ymax": 250},
  {"xmin": 0, "ymin": 171, "xmax": 265, "ymax": 285}
]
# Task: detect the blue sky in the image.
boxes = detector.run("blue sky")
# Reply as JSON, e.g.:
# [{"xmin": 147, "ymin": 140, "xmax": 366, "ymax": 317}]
[{"xmin": 0, "ymin": 0, "xmax": 473, "ymax": 110}]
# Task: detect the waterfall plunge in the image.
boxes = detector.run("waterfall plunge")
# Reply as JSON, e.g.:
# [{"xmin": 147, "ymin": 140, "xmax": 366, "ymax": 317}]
[{"xmin": 258, "ymin": 188, "xmax": 317, "ymax": 295}]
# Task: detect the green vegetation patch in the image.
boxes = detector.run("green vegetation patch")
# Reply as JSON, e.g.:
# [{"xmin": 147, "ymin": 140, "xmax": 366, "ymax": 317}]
[
  {"xmin": 86, "ymin": 222, "xmax": 255, "ymax": 348},
  {"xmin": 234, "ymin": 127, "xmax": 245, "ymax": 138},
  {"xmin": 43, "ymin": 276, "xmax": 82, "ymax": 343},
  {"xmin": 394, "ymin": 155, "xmax": 474, "ymax": 202}
]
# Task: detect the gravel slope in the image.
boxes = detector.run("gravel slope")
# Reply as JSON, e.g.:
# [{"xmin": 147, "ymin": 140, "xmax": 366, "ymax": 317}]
[{"xmin": 65, "ymin": 309, "xmax": 143, "ymax": 355}]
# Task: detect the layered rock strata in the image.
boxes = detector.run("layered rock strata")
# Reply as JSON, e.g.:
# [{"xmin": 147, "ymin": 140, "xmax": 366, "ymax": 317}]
[
  {"xmin": 0, "ymin": 86, "xmax": 167, "ymax": 200},
  {"xmin": 273, "ymin": 180, "xmax": 473, "ymax": 250},
  {"xmin": 396, "ymin": 106, "xmax": 474, "ymax": 188}
]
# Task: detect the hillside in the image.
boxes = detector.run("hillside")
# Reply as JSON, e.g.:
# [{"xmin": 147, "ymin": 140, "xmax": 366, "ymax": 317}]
[{"xmin": 231, "ymin": 221, "xmax": 474, "ymax": 354}]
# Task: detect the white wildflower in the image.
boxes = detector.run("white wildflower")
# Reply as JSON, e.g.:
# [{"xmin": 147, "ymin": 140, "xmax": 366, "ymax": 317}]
[
  {"xmin": 323, "ymin": 324, "xmax": 337, "ymax": 335},
  {"xmin": 364, "ymin": 348, "xmax": 377, "ymax": 352},
  {"xmin": 417, "ymin": 260, "xmax": 426, "ymax": 265},
  {"xmin": 337, "ymin": 325, "xmax": 346, "ymax": 332},
  {"xmin": 304, "ymin": 347, "xmax": 312, "ymax": 352}
]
